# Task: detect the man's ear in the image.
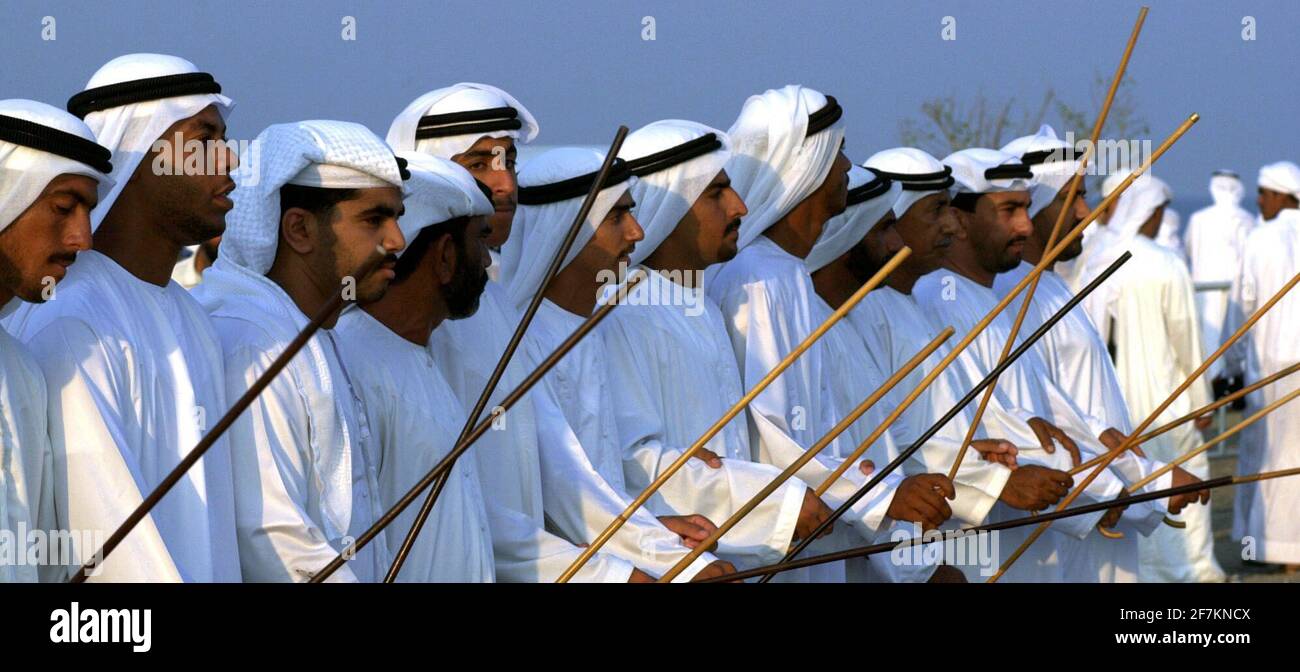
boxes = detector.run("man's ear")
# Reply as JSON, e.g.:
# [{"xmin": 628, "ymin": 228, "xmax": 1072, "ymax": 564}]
[
  {"xmin": 280, "ymin": 208, "xmax": 317, "ymax": 255},
  {"xmin": 432, "ymin": 232, "xmax": 457, "ymax": 284}
]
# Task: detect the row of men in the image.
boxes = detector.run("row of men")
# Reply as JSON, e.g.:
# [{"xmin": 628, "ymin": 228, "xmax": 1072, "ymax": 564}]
[{"xmin": 1, "ymin": 52, "xmax": 1293, "ymax": 583}]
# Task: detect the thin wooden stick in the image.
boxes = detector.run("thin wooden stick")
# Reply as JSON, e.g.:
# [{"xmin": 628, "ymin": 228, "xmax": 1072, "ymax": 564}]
[
  {"xmin": 989, "ymin": 269, "xmax": 1300, "ymax": 582},
  {"xmin": 1071, "ymin": 361, "xmax": 1300, "ymax": 473},
  {"xmin": 555, "ymin": 248, "xmax": 913, "ymax": 582},
  {"xmin": 307, "ymin": 272, "xmax": 647, "ymax": 583},
  {"xmin": 384, "ymin": 126, "xmax": 630, "ymax": 582},
  {"xmin": 947, "ymin": 7, "xmax": 1147, "ymax": 481},
  {"xmin": 1114, "ymin": 385, "xmax": 1300, "ymax": 492},
  {"xmin": 653, "ymin": 327, "xmax": 954, "ymax": 583},
  {"xmin": 70, "ymin": 246, "xmax": 389, "ymax": 583},
  {"xmin": 702, "ymin": 466, "xmax": 1300, "ymax": 582},
  {"xmin": 756, "ymin": 251, "xmax": 1131, "ymax": 582}
]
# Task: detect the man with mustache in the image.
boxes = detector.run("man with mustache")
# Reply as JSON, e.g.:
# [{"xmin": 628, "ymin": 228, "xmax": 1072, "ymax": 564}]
[
  {"xmin": 195, "ymin": 120, "xmax": 407, "ymax": 582},
  {"xmin": 501, "ymin": 147, "xmax": 736, "ymax": 582},
  {"xmin": 4, "ymin": 54, "xmax": 243, "ymax": 582},
  {"xmin": 333, "ymin": 154, "xmax": 498, "ymax": 581},
  {"xmin": 598, "ymin": 119, "xmax": 837, "ymax": 572},
  {"xmin": 0, "ymin": 100, "xmax": 110, "ymax": 582},
  {"xmin": 388, "ymin": 87, "xmax": 647, "ymax": 582},
  {"xmin": 997, "ymin": 127, "xmax": 1209, "ymax": 582},
  {"xmin": 912, "ymin": 147, "xmax": 1194, "ymax": 582}
]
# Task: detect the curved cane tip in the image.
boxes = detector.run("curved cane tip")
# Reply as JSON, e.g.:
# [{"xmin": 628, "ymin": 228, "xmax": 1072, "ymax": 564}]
[
  {"xmin": 1162, "ymin": 516, "xmax": 1187, "ymax": 529},
  {"xmin": 1098, "ymin": 525, "xmax": 1125, "ymax": 539}
]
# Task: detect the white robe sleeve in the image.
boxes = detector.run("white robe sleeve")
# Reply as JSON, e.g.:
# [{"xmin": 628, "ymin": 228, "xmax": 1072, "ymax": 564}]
[
  {"xmin": 484, "ymin": 498, "xmax": 634, "ymax": 583},
  {"xmin": 716, "ymin": 281, "xmax": 897, "ymax": 539},
  {"xmin": 600, "ymin": 316, "xmax": 804, "ymax": 563},
  {"xmin": 24, "ymin": 318, "xmax": 184, "ymax": 582},
  {"xmin": 222, "ymin": 342, "xmax": 359, "ymax": 583},
  {"xmin": 529, "ymin": 385, "xmax": 720, "ymax": 581}
]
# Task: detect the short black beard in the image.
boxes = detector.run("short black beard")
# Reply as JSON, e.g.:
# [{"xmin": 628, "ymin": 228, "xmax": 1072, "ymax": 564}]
[
  {"xmin": 445, "ymin": 246, "xmax": 489, "ymax": 320},
  {"xmin": 846, "ymin": 240, "xmax": 884, "ymax": 285}
]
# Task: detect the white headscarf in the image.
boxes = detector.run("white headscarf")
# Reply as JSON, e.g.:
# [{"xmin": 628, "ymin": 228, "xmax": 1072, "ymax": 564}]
[
  {"xmin": 218, "ymin": 120, "xmax": 405, "ymax": 275},
  {"xmin": 725, "ymin": 85, "xmax": 846, "ymax": 249},
  {"xmin": 73, "ymin": 53, "xmax": 234, "ymax": 232},
  {"xmin": 620, "ymin": 119, "xmax": 732, "ymax": 266},
  {"xmin": 805, "ymin": 164, "xmax": 901, "ymax": 272},
  {"xmin": 1208, "ymin": 171, "xmax": 1244, "ymax": 208},
  {"xmin": 396, "ymin": 150, "xmax": 494, "ymax": 253},
  {"xmin": 1257, "ymin": 161, "xmax": 1300, "ymax": 201},
  {"xmin": 863, "ymin": 147, "xmax": 951, "ymax": 218},
  {"xmin": 386, "ymin": 83, "xmax": 539, "ymax": 157},
  {"xmin": 944, "ymin": 147, "xmax": 1033, "ymax": 195},
  {"xmin": 1001, "ymin": 124, "xmax": 1083, "ymax": 218},
  {"xmin": 0, "ymin": 99, "xmax": 113, "ymax": 233},
  {"xmin": 1107, "ymin": 171, "xmax": 1172, "ymax": 241},
  {"xmin": 500, "ymin": 147, "xmax": 634, "ymax": 310}
]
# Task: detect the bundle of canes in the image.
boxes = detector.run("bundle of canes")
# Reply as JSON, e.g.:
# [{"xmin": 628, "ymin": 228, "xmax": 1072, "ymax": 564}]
[
  {"xmin": 384, "ymin": 126, "xmax": 630, "ymax": 582},
  {"xmin": 1071, "ymin": 361, "xmax": 1300, "ymax": 474},
  {"xmin": 945, "ymin": 6, "xmax": 1147, "ymax": 484},
  {"xmin": 700, "ymin": 466, "xmax": 1300, "ymax": 582},
  {"xmin": 69, "ymin": 246, "xmax": 391, "ymax": 583},
  {"xmin": 989, "ymin": 269, "xmax": 1300, "ymax": 582},
  {"xmin": 554, "ymin": 247, "xmax": 915, "ymax": 582},
  {"xmin": 755, "ymin": 112, "xmax": 1198, "ymax": 583},
  {"xmin": 753, "ymin": 251, "xmax": 1133, "ymax": 582}
]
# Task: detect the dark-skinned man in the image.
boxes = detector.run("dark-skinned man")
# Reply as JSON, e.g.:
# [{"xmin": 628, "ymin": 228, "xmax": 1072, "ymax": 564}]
[{"xmin": 5, "ymin": 55, "xmax": 242, "ymax": 582}]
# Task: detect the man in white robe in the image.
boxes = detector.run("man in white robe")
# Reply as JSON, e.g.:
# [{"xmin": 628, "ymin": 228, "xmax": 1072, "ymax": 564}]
[
  {"xmin": 1226, "ymin": 161, "xmax": 1300, "ymax": 570},
  {"xmin": 5, "ymin": 55, "xmax": 242, "ymax": 582},
  {"xmin": 706, "ymin": 87, "xmax": 948, "ymax": 583},
  {"xmin": 0, "ymin": 100, "xmax": 111, "ymax": 581},
  {"xmin": 999, "ymin": 128, "xmax": 1202, "ymax": 581},
  {"xmin": 1086, "ymin": 173, "xmax": 1223, "ymax": 582},
  {"xmin": 388, "ymin": 85, "xmax": 644, "ymax": 582},
  {"xmin": 1185, "ymin": 171, "xmax": 1255, "ymax": 382},
  {"xmin": 195, "ymin": 120, "xmax": 407, "ymax": 582},
  {"xmin": 334, "ymin": 154, "xmax": 498, "ymax": 582},
  {"xmin": 501, "ymin": 146, "xmax": 736, "ymax": 582},
  {"xmin": 602, "ymin": 119, "xmax": 836, "ymax": 571},
  {"xmin": 931, "ymin": 148, "xmax": 1205, "ymax": 581}
]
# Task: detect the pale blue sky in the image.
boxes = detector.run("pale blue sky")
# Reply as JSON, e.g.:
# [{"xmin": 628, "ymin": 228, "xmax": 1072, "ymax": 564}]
[{"xmin": 3, "ymin": 0, "xmax": 1297, "ymax": 209}]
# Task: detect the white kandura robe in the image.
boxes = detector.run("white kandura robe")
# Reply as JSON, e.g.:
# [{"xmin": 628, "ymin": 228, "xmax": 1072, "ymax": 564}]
[
  {"xmin": 913, "ymin": 271, "xmax": 1169, "ymax": 582},
  {"xmin": 335, "ymin": 308, "xmax": 494, "ymax": 582},
  {"xmin": 1226, "ymin": 208, "xmax": 1300, "ymax": 563},
  {"xmin": 808, "ymin": 293, "xmax": 954, "ymax": 583},
  {"xmin": 5, "ymin": 251, "xmax": 241, "ymax": 582},
  {"xmin": 0, "ymin": 307, "xmax": 57, "ymax": 583},
  {"xmin": 428, "ymin": 282, "xmax": 635, "ymax": 582},
  {"xmin": 599, "ymin": 268, "xmax": 807, "ymax": 566},
  {"xmin": 1185, "ymin": 201, "xmax": 1255, "ymax": 380},
  {"xmin": 851, "ymin": 285, "xmax": 1073, "ymax": 581},
  {"xmin": 197, "ymin": 264, "xmax": 388, "ymax": 583},
  {"xmin": 995, "ymin": 262, "xmax": 1157, "ymax": 582},
  {"xmin": 522, "ymin": 298, "xmax": 721, "ymax": 581},
  {"xmin": 1102, "ymin": 236, "xmax": 1224, "ymax": 582},
  {"xmin": 708, "ymin": 237, "xmax": 907, "ymax": 583}
]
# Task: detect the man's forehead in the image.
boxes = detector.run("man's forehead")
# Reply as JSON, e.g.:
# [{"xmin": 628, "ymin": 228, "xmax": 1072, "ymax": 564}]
[
  {"xmin": 461, "ymin": 136, "xmax": 515, "ymax": 156},
  {"xmin": 170, "ymin": 104, "xmax": 226, "ymax": 134}
]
